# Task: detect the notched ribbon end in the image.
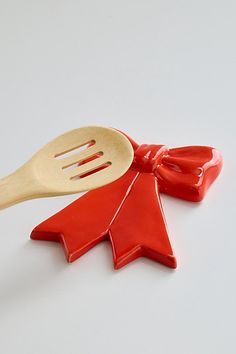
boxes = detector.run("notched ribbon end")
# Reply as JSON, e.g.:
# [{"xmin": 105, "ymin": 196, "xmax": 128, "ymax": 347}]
[
  {"xmin": 30, "ymin": 229, "xmax": 60, "ymax": 242},
  {"xmin": 113, "ymin": 246, "xmax": 177, "ymax": 270},
  {"xmin": 115, "ymin": 256, "xmax": 177, "ymax": 270}
]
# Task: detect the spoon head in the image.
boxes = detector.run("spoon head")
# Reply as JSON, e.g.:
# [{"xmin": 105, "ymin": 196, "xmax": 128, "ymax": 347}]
[{"xmin": 32, "ymin": 126, "xmax": 134, "ymax": 195}]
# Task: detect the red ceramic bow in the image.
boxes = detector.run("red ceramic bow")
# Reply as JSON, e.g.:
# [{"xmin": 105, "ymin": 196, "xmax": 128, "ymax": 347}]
[{"xmin": 31, "ymin": 133, "xmax": 222, "ymax": 269}]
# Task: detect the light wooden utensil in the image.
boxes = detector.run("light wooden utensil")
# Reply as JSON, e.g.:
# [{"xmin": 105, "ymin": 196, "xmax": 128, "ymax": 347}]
[{"xmin": 0, "ymin": 126, "xmax": 134, "ymax": 210}]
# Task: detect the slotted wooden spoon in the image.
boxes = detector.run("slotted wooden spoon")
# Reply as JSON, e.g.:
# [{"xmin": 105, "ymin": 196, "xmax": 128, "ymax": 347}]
[{"xmin": 0, "ymin": 126, "xmax": 134, "ymax": 210}]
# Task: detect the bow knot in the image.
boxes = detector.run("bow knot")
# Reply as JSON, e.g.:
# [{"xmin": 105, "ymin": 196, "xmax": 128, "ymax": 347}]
[{"xmin": 132, "ymin": 144, "xmax": 168, "ymax": 172}]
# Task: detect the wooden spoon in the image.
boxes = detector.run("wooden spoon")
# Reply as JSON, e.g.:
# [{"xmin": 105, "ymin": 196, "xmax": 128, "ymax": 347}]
[{"xmin": 0, "ymin": 126, "xmax": 134, "ymax": 210}]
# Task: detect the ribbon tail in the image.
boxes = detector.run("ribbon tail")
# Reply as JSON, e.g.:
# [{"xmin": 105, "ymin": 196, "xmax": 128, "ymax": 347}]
[
  {"xmin": 31, "ymin": 169, "xmax": 139, "ymax": 263},
  {"xmin": 109, "ymin": 173, "xmax": 177, "ymax": 269}
]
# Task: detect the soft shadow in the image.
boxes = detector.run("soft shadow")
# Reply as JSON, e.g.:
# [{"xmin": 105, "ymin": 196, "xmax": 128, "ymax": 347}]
[{"xmin": 160, "ymin": 193, "xmax": 203, "ymax": 211}]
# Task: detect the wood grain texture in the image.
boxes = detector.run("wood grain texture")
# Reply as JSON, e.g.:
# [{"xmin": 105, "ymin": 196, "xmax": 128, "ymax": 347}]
[{"xmin": 0, "ymin": 126, "xmax": 134, "ymax": 210}]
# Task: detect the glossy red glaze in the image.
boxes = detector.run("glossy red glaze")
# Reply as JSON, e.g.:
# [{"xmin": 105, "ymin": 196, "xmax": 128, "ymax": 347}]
[{"xmin": 31, "ymin": 134, "xmax": 223, "ymax": 269}]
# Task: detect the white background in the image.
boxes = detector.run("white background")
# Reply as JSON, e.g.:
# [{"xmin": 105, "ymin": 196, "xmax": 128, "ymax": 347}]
[{"xmin": 0, "ymin": 1, "xmax": 235, "ymax": 353}]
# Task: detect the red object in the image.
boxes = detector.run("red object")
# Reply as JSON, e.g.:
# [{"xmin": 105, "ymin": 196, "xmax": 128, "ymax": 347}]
[{"xmin": 31, "ymin": 133, "xmax": 223, "ymax": 269}]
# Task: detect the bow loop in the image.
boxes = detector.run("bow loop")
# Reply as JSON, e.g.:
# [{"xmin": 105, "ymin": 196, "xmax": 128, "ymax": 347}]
[{"xmin": 155, "ymin": 146, "xmax": 223, "ymax": 201}]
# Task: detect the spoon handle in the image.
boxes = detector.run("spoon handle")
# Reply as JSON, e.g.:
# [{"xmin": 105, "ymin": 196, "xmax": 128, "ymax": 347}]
[{"xmin": 0, "ymin": 167, "xmax": 38, "ymax": 210}]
